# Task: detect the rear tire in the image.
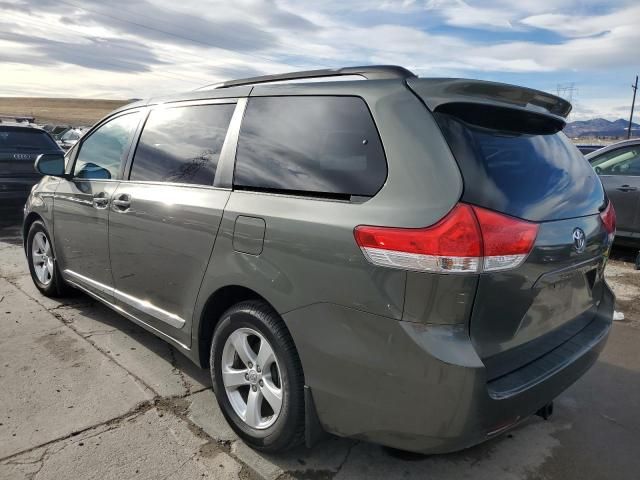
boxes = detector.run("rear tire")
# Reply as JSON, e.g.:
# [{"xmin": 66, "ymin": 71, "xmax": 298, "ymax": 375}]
[
  {"xmin": 210, "ymin": 300, "xmax": 305, "ymax": 453},
  {"xmin": 635, "ymin": 251, "xmax": 640, "ymax": 270},
  {"xmin": 26, "ymin": 220, "xmax": 72, "ymax": 297}
]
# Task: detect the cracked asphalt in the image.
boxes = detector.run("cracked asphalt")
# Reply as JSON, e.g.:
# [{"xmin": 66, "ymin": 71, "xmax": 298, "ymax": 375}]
[{"xmin": 1, "ymin": 204, "xmax": 639, "ymax": 480}]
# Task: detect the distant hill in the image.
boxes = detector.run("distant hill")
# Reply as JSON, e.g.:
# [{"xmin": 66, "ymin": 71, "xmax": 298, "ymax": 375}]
[
  {"xmin": 564, "ymin": 118, "xmax": 640, "ymax": 138},
  {"xmin": 0, "ymin": 97, "xmax": 132, "ymax": 127}
]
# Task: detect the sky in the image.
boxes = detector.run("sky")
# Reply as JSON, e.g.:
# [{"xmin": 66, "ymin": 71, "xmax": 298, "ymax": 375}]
[{"xmin": 1, "ymin": 0, "xmax": 639, "ymax": 120}]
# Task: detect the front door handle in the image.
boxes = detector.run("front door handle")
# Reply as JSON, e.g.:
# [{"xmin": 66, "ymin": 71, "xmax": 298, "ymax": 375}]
[
  {"xmin": 92, "ymin": 192, "xmax": 109, "ymax": 209},
  {"xmin": 617, "ymin": 185, "xmax": 638, "ymax": 192},
  {"xmin": 112, "ymin": 193, "xmax": 131, "ymax": 211}
]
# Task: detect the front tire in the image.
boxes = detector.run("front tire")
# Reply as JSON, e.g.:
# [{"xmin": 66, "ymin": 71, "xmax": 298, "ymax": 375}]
[
  {"xmin": 210, "ymin": 300, "xmax": 305, "ymax": 452},
  {"xmin": 26, "ymin": 220, "xmax": 70, "ymax": 297}
]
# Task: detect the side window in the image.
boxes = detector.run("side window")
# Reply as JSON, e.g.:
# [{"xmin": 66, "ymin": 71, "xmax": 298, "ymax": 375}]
[
  {"xmin": 592, "ymin": 147, "xmax": 640, "ymax": 176},
  {"xmin": 129, "ymin": 103, "xmax": 235, "ymax": 185},
  {"xmin": 74, "ymin": 113, "xmax": 140, "ymax": 180},
  {"xmin": 234, "ymin": 96, "xmax": 387, "ymax": 198}
]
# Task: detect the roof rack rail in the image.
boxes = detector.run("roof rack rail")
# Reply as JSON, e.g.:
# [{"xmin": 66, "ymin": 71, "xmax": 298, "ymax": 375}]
[{"xmin": 197, "ymin": 65, "xmax": 416, "ymax": 91}]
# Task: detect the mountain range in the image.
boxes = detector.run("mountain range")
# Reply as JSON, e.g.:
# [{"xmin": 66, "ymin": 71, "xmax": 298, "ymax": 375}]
[{"xmin": 564, "ymin": 118, "xmax": 640, "ymax": 138}]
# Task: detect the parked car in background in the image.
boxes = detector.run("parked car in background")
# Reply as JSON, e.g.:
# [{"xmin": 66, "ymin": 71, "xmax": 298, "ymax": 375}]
[
  {"xmin": 587, "ymin": 138, "xmax": 640, "ymax": 267},
  {"xmin": 0, "ymin": 115, "xmax": 35, "ymax": 124},
  {"xmin": 42, "ymin": 124, "xmax": 71, "ymax": 137},
  {"xmin": 0, "ymin": 124, "xmax": 63, "ymax": 203},
  {"xmin": 577, "ymin": 144, "xmax": 605, "ymax": 155},
  {"xmin": 24, "ymin": 66, "xmax": 615, "ymax": 455},
  {"xmin": 56, "ymin": 128, "xmax": 85, "ymax": 150}
]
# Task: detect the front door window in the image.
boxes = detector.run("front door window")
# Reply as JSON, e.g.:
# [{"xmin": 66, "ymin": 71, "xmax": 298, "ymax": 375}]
[{"xmin": 74, "ymin": 113, "xmax": 140, "ymax": 180}]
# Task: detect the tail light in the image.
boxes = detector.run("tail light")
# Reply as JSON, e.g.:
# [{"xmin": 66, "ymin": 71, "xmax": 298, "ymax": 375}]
[
  {"xmin": 354, "ymin": 203, "xmax": 538, "ymax": 273},
  {"xmin": 600, "ymin": 201, "xmax": 616, "ymax": 240}
]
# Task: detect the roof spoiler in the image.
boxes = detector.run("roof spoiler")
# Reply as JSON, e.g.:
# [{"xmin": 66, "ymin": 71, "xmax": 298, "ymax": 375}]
[{"xmin": 407, "ymin": 78, "xmax": 572, "ymax": 122}]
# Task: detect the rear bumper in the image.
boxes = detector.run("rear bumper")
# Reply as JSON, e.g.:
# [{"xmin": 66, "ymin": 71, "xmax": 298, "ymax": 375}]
[{"xmin": 284, "ymin": 283, "xmax": 613, "ymax": 454}]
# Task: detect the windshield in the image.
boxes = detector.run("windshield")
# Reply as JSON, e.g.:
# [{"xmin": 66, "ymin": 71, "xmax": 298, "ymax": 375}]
[{"xmin": 0, "ymin": 128, "xmax": 59, "ymax": 152}]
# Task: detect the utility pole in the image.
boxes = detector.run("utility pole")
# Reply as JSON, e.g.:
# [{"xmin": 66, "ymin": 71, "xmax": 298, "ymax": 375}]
[{"xmin": 629, "ymin": 75, "xmax": 638, "ymax": 139}]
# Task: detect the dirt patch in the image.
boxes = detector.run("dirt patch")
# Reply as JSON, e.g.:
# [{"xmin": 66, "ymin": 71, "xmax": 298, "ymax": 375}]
[
  {"xmin": 36, "ymin": 330, "xmax": 87, "ymax": 363},
  {"xmin": 154, "ymin": 396, "xmax": 191, "ymax": 419},
  {"xmin": 606, "ymin": 258, "xmax": 640, "ymax": 325},
  {"xmin": 153, "ymin": 396, "xmax": 232, "ymax": 452}
]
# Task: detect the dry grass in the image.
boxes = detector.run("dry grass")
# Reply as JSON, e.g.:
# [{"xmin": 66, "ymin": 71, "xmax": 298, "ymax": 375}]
[{"xmin": 0, "ymin": 97, "xmax": 132, "ymax": 127}]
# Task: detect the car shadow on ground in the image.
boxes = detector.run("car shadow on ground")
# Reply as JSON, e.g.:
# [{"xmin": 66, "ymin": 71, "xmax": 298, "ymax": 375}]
[
  {"xmin": 610, "ymin": 244, "xmax": 639, "ymax": 264},
  {"xmin": 61, "ymin": 297, "xmax": 213, "ymax": 388},
  {"xmin": 0, "ymin": 204, "xmax": 24, "ymax": 244}
]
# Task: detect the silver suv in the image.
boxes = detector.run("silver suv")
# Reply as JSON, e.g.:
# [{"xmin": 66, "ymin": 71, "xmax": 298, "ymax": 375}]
[{"xmin": 24, "ymin": 66, "xmax": 615, "ymax": 454}]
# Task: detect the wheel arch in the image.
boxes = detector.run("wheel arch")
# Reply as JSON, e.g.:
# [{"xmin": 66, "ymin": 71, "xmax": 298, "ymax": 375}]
[
  {"xmin": 196, "ymin": 284, "xmax": 324, "ymax": 448},
  {"xmin": 196, "ymin": 285, "xmax": 275, "ymax": 368},
  {"xmin": 23, "ymin": 212, "xmax": 45, "ymax": 250}
]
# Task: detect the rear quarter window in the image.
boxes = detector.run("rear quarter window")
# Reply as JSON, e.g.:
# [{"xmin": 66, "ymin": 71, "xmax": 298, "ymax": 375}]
[{"xmin": 234, "ymin": 96, "xmax": 387, "ymax": 198}]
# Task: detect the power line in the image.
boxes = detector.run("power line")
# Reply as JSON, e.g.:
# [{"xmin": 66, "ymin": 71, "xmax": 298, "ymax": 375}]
[
  {"xmin": 6, "ymin": 11, "xmax": 268, "ymax": 82},
  {"xmin": 7, "ymin": 4, "xmax": 338, "ymax": 90},
  {"xmin": 3, "ymin": 13, "xmax": 216, "ymax": 86},
  {"xmin": 55, "ymin": 0, "xmax": 334, "ymax": 71}
]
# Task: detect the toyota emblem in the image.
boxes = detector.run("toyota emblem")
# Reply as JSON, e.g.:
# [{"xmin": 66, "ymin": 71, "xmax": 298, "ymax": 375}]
[{"xmin": 572, "ymin": 228, "xmax": 586, "ymax": 253}]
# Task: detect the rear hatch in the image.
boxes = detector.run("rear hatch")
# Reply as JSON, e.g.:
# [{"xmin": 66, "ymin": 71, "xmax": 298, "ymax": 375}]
[
  {"xmin": 0, "ymin": 127, "xmax": 60, "ymax": 184},
  {"xmin": 408, "ymin": 78, "xmax": 612, "ymax": 379}
]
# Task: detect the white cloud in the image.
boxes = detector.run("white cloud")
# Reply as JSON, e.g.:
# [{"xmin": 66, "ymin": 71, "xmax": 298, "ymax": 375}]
[
  {"xmin": 470, "ymin": 21, "xmax": 639, "ymax": 71},
  {"xmin": 424, "ymin": 0, "xmax": 514, "ymax": 29},
  {"xmin": 521, "ymin": 14, "xmax": 606, "ymax": 37},
  {"xmin": 520, "ymin": 4, "xmax": 640, "ymax": 38}
]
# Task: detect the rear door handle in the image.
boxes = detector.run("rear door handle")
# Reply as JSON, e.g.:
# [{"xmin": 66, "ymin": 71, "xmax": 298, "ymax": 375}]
[
  {"xmin": 92, "ymin": 192, "xmax": 109, "ymax": 209},
  {"xmin": 112, "ymin": 193, "xmax": 131, "ymax": 211},
  {"xmin": 616, "ymin": 185, "xmax": 638, "ymax": 192}
]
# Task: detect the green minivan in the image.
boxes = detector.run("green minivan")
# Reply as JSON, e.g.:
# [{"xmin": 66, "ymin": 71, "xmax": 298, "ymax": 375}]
[{"xmin": 24, "ymin": 66, "xmax": 614, "ymax": 454}]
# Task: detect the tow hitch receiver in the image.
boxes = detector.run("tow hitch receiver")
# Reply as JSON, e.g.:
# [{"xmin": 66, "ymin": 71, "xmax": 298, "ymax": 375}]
[{"xmin": 536, "ymin": 402, "xmax": 554, "ymax": 420}]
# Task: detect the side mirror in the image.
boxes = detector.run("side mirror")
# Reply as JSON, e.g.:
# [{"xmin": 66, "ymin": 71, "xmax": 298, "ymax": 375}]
[{"xmin": 35, "ymin": 153, "xmax": 67, "ymax": 177}]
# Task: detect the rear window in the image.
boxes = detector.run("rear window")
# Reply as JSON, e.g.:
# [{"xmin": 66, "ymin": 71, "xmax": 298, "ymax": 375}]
[
  {"xmin": 435, "ymin": 109, "xmax": 604, "ymax": 221},
  {"xmin": 130, "ymin": 103, "xmax": 235, "ymax": 185},
  {"xmin": 234, "ymin": 96, "xmax": 387, "ymax": 198},
  {"xmin": 0, "ymin": 128, "xmax": 58, "ymax": 152}
]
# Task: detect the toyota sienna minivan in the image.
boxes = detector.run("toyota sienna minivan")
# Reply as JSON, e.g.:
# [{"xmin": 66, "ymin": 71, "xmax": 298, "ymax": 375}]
[{"xmin": 24, "ymin": 66, "xmax": 615, "ymax": 454}]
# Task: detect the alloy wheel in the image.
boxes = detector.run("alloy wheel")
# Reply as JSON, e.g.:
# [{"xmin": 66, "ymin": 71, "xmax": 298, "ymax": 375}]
[
  {"xmin": 32, "ymin": 231, "xmax": 54, "ymax": 286},
  {"xmin": 221, "ymin": 327, "xmax": 283, "ymax": 429}
]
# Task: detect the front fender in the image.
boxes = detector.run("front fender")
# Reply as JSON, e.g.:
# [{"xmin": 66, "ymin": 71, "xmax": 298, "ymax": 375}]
[{"xmin": 23, "ymin": 176, "xmax": 61, "ymax": 253}]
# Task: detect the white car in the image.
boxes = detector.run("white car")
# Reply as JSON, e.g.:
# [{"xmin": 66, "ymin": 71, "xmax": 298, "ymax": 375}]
[{"xmin": 56, "ymin": 128, "xmax": 85, "ymax": 150}]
